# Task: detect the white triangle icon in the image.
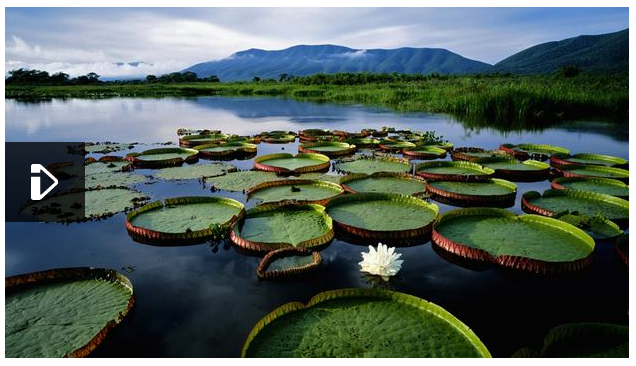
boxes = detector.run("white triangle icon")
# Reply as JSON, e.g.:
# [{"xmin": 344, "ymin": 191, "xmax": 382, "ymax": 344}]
[{"xmin": 30, "ymin": 164, "xmax": 59, "ymax": 201}]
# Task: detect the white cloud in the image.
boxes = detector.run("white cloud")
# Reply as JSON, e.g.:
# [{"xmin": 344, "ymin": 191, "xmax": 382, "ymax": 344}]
[{"xmin": 334, "ymin": 49, "xmax": 368, "ymax": 59}]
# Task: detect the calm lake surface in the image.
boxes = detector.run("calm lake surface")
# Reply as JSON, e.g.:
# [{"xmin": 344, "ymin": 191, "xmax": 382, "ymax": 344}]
[{"xmin": 5, "ymin": 96, "xmax": 629, "ymax": 357}]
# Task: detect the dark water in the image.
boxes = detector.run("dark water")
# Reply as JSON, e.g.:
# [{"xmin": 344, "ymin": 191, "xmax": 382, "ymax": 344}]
[{"xmin": 4, "ymin": 97, "xmax": 629, "ymax": 357}]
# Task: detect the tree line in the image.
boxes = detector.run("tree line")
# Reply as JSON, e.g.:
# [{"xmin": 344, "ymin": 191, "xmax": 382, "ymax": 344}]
[{"xmin": 5, "ymin": 69, "xmax": 221, "ymax": 86}]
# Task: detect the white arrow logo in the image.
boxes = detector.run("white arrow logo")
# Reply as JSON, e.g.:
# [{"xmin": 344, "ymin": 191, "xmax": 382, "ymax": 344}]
[{"xmin": 31, "ymin": 164, "xmax": 58, "ymax": 201}]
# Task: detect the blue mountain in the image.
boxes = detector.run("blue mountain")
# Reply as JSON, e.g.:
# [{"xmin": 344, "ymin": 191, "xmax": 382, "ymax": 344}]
[{"xmin": 183, "ymin": 44, "xmax": 493, "ymax": 81}]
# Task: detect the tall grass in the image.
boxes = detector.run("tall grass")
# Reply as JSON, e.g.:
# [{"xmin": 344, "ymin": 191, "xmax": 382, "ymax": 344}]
[{"xmin": 5, "ymin": 74, "xmax": 627, "ymax": 128}]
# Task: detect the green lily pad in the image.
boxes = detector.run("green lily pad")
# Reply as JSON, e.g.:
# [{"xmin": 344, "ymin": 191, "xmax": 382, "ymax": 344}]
[
  {"xmin": 84, "ymin": 142, "xmax": 135, "ymax": 154},
  {"xmin": 428, "ymin": 180, "xmax": 516, "ymax": 196},
  {"xmin": 242, "ymin": 288, "xmax": 491, "ymax": 357},
  {"xmin": 378, "ymin": 140, "xmax": 416, "ymax": 151},
  {"xmin": 179, "ymin": 133, "xmax": 229, "ymax": 147},
  {"xmin": 553, "ymin": 212, "xmax": 623, "ymax": 240},
  {"xmin": 415, "ymin": 161, "xmax": 494, "ymax": 181},
  {"xmin": 194, "ymin": 142, "xmax": 257, "ymax": 157},
  {"xmin": 126, "ymin": 196, "xmax": 244, "ymax": 243},
  {"xmin": 512, "ymin": 323, "xmax": 628, "ymax": 357},
  {"xmin": 262, "ymin": 134, "xmax": 296, "ymax": 143},
  {"xmin": 344, "ymin": 137, "xmax": 380, "ymax": 147},
  {"xmin": 501, "ymin": 143, "xmax": 569, "ymax": 160},
  {"xmin": 451, "ymin": 147, "xmax": 509, "ymax": 162},
  {"xmin": 334, "ymin": 155, "xmax": 411, "ymax": 174},
  {"xmin": 482, "ymin": 158, "xmax": 550, "ymax": 181},
  {"xmin": 553, "ymin": 153, "xmax": 628, "ymax": 167},
  {"xmin": 558, "ymin": 165, "xmax": 629, "ymax": 182},
  {"xmin": 248, "ymin": 180, "xmax": 343, "ymax": 204},
  {"xmin": 206, "ymin": 171, "xmax": 283, "ymax": 192},
  {"xmin": 231, "ymin": 203, "xmax": 334, "ymax": 252},
  {"xmin": 298, "ymin": 142, "xmax": 356, "ymax": 157},
  {"xmin": 254, "ymin": 153, "xmax": 330, "ymax": 174},
  {"xmin": 84, "ymin": 172, "xmax": 148, "ymax": 189},
  {"xmin": 5, "ymin": 268, "xmax": 134, "ymax": 357},
  {"xmin": 126, "ymin": 148, "xmax": 198, "ymax": 168},
  {"xmin": 401, "ymin": 145, "xmax": 447, "ymax": 159},
  {"xmin": 256, "ymin": 248, "xmax": 322, "ymax": 280},
  {"xmin": 433, "ymin": 208, "xmax": 595, "ymax": 273},
  {"xmin": 325, "ymin": 192, "xmax": 439, "ymax": 240},
  {"xmin": 154, "ymin": 162, "xmax": 236, "ymax": 180},
  {"xmin": 418, "ymin": 141, "xmax": 454, "ymax": 151},
  {"xmin": 295, "ymin": 173, "xmax": 342, "ymax": 184},
  {"xmin": 551, "ymin": 177, "xmax": 629, "ymax": 199},
  {"xmin": 22, "ymin": 188, "xmax": 148, "ymax": 221},
  {"xmin": 522, "ymin": 189, "xmax": 629, "ymax": 226},
  {"xmin": 340, "ymin": 172, "xmax": 427, "ymax": 196}
]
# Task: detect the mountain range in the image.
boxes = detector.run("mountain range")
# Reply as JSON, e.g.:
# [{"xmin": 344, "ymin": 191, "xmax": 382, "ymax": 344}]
[{"xmin": 183, "ymin": 29, "xmax": 628, "ymax": 80}]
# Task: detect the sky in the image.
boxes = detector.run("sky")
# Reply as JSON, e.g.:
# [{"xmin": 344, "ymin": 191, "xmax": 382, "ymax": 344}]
[{"xmin": 4, "ymin": 7, "xmax": 629, "ymax": 78}]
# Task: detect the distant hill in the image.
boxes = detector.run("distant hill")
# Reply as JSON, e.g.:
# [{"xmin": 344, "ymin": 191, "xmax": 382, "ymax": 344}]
[
  {"xmin": 495, "ymin": 29, "xmax": 628, "ymax": 74},
  {"xmin": 183, "ymin": 44, "xmax": 493, "ymax": 81}
]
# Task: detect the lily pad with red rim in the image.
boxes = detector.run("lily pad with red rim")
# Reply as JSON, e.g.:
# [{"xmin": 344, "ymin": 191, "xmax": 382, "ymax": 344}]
[
  {"xmin": 339, "ymin": 172, "xmax": 427, "ymax": 196},
  {"xmin": 432, "ymin": 207, "xmax": 595, "ymax": 274},
  {"xmin": 482, "ymin": 158, "xmax": 551, "ymax": 182},
  {"xmin": 5, "ymin": 267, "xmax": 134, "ymax": 358},
  {"xmin": 551, "ymin": 177, "xmax": 629, "ymax": 199},
  {"xmin": 499, "ymin": 143, "xmax": 569, "ymax": 161},
  {"xmin": 550, "ymin": 153, "xmax": 628, "ymax": 169},
  {"xmin": 247, "ymin": 179, "xmax": 344, "ymax": 205},
  {"xmin": 178, "ymin": 133, "xmax": 229, "ymax": 147},
  {"xmin": 254, "ymin": 153, "xmax": 331, "ymax": 174},
  {"xmin": 241, "ymin": 288, "xmax": 491, "ymax": 357},
  {"xmin": 325, "ymin": 192, "xmax": 439, "ymax": 242},
  {"xmin": 426, "ymin": 178, "xmax": 517, "ymax": 208},
  {"xmin": 125, "ymin": 196, "xmax": 244, "ymax": 245},
  {"xmin": 230, "ymin": 202, "xmax": 334, "ymax": 254},
  {"xmin": 298, "ymin": 141, "xmax": 356, "ymax": 157},
  {"xmin": 401, "ymin": 145, "xmax": 447, "ymax": 160},
  {"xmin": 125, "ymin": 148, "xmax": 198, "ymax": 168},
  {"xmin": 334, "ymin": 155, "xmax": 411, "ymax": 174},
  {"xmin": 256, "ymin": 248, "xmax": 322, "ymax": 280},
  {"xmin": 415, "ymin": 161, "xmax": 494, "ymax": 182},
  {"xmin": 556, "ymin": 164, "xmax": 629, "ymax": 183}
]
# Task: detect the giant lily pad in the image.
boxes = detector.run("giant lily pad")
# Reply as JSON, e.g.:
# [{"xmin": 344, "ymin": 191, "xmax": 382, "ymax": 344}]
[
  {"xmin": 418, "ymin": 141, "xmax": 454, "ymax": 151},
  {"xmin": 340, "ymin": 172, "xmax": 427, "ymax": 196},
  {"xmin": 551, "ymin": 177, "xmax": 629, "ymax": 199},
  {"xmin": 247, "ymin": 179, "xmax": 343, "ymax": 205},
  {"xmin": 344, "ymin": 137, "xmax": 380, "ymax": 148},
  {"xmin": 50, "ymin": 158, "xmax": 147, "ymax": 189},
  {"xmin": 556, "ymin": 165, "xmax": 629, "ymax": 184},
  {"xmin": 241, "ymin": 288, "xmax": 491, "ymax": 357},
  {"xmin": 126, "ymin": 196, "xmax": 244, "ymax": 244},
  {"xmin": 256, "ymin": 248, "xmax": 322, "ymax": 280},
  {"xmin": 206, "ymin": 170, "xmax": 283, "ymax": 192},
  {"xmin": 522, "ymin": 189, "xmax": 629, "ymax": 228},
  {"xmin": 482, "ymin": 158, "xmax": 550, "ymax": 182},
  {"xmin": 21, "ymin": 187, "xmax": 148, "ymax": 222},
  {"xmin": 84, "ymin": 142, "xmax": 135, "ymax": 154},
  {"xmin": 230, "ymin": 203, "xmax": 334, "ymax": 253},
  {"xmin": 552, "ymin": 212, "xmax": 623, "ymax": 240},
  {"xmin": 334, "ymin": 155, "xmax": 411, "ymax": 174},
  {"xmin": 378, "ymin": 140, "xmax": 416, "ymax": 152},
  {"xmin": 298, "ymin": 129, "xmax": 331, "ymax": 141},
  {"xmin": 432, "ymin": 208, "xmax": 595, "ymax": 273},
  {"xmin": 499, "ymin": 143, "xmax": 569, "ymax": 161},
  {"xmin": 254, "ymin": 153, "xmax": 330, "ymax": 174},
  {"xmin": 512, "ymin": 323, "xmax": 628, "ymax": 357},
  {"xmin": 550, "ymin": 153, "xmax": 628, "ymax": 168},
  {"xmin": 154, "ymin": 162, "xmax": 236, "ymax": 180},
  {"xmin": 5, "ymin": 267, "xmax": 134, "ymax": 358},
  {"xmin": 450, "ymin": 147, "xmax": 510, "ymax": 163},
  {"xmin": 401, "ymin": 145, "xmax": 447, "ymax": 160},
  {"xmin": 84, "ymin": 171, "xmax": 148, "ymax": 189},
  {"xmin": 179, "ymin": 133, "xmax": 229, "ymax": 147},
  {"xmin": 125, "ymin": 148, "xmax": 198, "ymax": 168},
  {"xmin": 325, "ymin": 192, "xmax": 439, "ymax": 241},
  {"xmin": 415, "ymin": 161, "xmax": 494, "ymax": 182},
  {"xmin": 262, "ymin": 134, "xmax": 296, "ymax": 143},
  {"xmin": 194, "ymin": 142, "xmax": 257, "ymax": 158},
  {"xmin": 426, "ymin": 179, "xmax": 517, "ymax": 207},
  {"xmin": 298, "ymin": 142, "xmax": 356, "ymax": 157}
]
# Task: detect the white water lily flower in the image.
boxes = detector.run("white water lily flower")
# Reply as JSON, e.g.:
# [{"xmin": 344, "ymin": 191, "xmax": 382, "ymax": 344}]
[{"xmin": 359, "ymin": 243, "xmax": 403, "ymax": 281}]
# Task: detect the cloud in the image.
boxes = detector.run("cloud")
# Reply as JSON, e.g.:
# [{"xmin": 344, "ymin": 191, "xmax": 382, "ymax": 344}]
[
  {"xmin": 4, "ymin": 7, "xmax": 629, "ymax": 78},
  {"xmin": 334, "ymin": 49, "xmax": 368, "ymax": 59}
]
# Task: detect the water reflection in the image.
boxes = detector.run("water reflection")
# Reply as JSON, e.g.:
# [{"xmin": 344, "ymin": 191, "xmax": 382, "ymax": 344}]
[{"xmin": 4, "ymin": 97, "xmax": 629, "ymax": 357}]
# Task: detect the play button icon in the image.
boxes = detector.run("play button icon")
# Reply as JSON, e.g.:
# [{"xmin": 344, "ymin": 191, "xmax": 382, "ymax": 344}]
[{"xmin": 30, "ymin": 164, "xmax": 59, "ymax": 200}]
